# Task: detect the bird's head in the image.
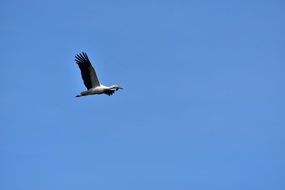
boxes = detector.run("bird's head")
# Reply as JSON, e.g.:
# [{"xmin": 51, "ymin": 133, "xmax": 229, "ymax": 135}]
[{"xmin": 111, "ymin": 84, "xmax": 123, "ymax": 91}]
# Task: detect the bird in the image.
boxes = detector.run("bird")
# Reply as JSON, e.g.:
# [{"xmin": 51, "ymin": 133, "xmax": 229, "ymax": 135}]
[{"xmin": 75, "ymin": 52, "xmax": 123, "ymax": 97}]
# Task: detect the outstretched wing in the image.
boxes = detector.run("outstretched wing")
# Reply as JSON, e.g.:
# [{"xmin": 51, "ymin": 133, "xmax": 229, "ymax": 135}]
[{"xmin": 75, "ymin": 52, "xmax": 100, "ymax": 89}]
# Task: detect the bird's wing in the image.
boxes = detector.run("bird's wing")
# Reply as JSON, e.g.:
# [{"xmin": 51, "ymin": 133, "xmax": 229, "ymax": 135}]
[{"xmin": 75, "ymin": 52, "xmax": 100, "ymax": 89}]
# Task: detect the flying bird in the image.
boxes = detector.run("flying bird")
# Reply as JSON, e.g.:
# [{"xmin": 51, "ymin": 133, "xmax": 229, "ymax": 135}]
[{"xmin": 75, "ymin": 52, "xmax": 123, "ymax": 97}]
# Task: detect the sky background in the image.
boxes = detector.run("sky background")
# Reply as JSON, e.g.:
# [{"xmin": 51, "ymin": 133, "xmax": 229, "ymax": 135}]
[{"xmin": 1, "ymin": 0, "xmax": 284, "ymax": 189}]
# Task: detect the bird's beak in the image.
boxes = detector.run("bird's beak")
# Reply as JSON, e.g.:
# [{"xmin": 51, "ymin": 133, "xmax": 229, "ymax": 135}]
[{"xmin": 119, "ymin": 87, "xmax": 123, "ymax": 90}]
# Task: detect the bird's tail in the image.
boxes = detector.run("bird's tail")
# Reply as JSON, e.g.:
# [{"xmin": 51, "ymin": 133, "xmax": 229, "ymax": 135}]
[{"xmin": 75, "ymin": 94, "xmax": 81, "ymax": 98}]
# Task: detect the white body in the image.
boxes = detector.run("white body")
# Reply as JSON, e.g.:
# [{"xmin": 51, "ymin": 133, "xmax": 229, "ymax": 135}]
[
  {"xmin": 77, "ymin": 84, "xmax": 122, "ymax": 97},
  {"xmin": 82, "ymin": 85, "xmax": 108, "ymax": 95}
]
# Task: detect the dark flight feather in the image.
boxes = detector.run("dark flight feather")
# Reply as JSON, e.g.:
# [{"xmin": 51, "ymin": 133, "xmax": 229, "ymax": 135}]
[{"xmin": 75, "ymin": 52, "xmax": 100, "ymax": 89}]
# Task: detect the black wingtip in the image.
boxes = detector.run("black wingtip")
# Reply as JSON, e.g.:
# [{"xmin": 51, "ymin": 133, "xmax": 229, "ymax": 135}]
[{"xmin": 75, "ymin": 52, "xmax": 88, "ymax": 64}]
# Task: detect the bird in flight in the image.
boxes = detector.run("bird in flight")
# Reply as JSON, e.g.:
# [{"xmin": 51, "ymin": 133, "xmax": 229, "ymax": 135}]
[{"xmin": 75, "ymin": 52, "xmax": 123, "ymax": 97}]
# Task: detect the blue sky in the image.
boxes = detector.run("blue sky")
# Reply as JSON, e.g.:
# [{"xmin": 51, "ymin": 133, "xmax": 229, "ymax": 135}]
[{"xmin": 1, "ymin": 0, "xmax": 284, "ymax": 189}]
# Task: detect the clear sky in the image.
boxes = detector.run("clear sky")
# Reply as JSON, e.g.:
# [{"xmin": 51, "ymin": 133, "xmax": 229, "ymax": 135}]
[{"xmin": 1, "ymin": 0, "xmax": 284, "ymax": 189}]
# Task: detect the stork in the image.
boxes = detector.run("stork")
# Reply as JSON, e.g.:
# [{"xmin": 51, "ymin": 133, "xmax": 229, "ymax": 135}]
[{"xmin": 75, "ymin": 52, "xmax": 123, "ymax": 97}]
